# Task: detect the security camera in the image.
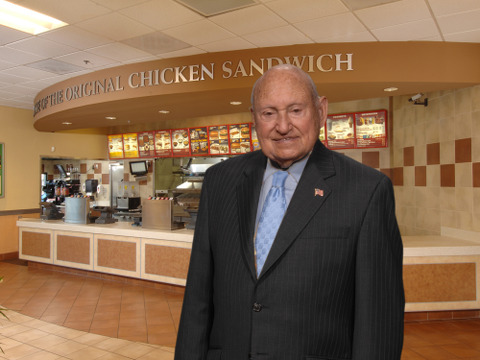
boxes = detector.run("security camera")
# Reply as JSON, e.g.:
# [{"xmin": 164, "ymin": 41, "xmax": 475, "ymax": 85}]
[{"xmin": 409, "ymin": 93, "xmax": 423, "ymax": 102}]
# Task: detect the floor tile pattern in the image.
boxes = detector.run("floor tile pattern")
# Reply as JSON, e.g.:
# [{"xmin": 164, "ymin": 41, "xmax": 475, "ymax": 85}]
[{"xmin": 1, "ymin": 261, "xmax": 480, "ymax": 359}]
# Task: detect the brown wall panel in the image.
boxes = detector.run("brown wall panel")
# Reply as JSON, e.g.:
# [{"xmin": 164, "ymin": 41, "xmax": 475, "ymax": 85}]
[
  {"xmin": 22, "ymin": 231, "xmax": 50, "ymax": 258},
  {"xmin": 57, "ymin": 234, "xmax": 90, "ymax": 265},
  {"xmin": 404, "ymin": 263, "xmax": 476, "ymax": 303},
  {"xmin": 97, "ymin": 238, "xmax": 136, "ymax": 271},
  {"xmin": 145, "ymin": 244, "xmax": 190, "ymax": 279}
]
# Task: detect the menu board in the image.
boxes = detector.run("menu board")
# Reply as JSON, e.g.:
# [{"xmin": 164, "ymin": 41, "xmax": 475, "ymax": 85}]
[
  {"xmin": 209, "ymin": 125, "xmax": 230, "ymax": 155},
  {"xmin": 155, "ymin": 130, "xmax": 172, "ymax": 157},
  {"xmin": 171, "ymin": 129, "xmax": 190, "ymax": 157},
  {"xmin": 229, "ymin": 123, "xmax": 252, "ymax": 154},
  {"xmin": 251, "ymin": 127, "xmax": 260, "ymax": 151},
  {"xmin": 325, "ymin": 113, "xmax": 355, "ymax": 149},
  {"xmin": 138, "ymin": 131, "xmax": 155, "ymax": 158},
  {"xmin": 123, "ymin": 133, "xmax": 139, "ymax": 158},
  {"xmin": 107, "ymin": 110, "xmax": 388, "ymax": 159},
  {"xmin": 108, "ymin": 134, "xmax": 124, "ymax": 159},
  {"xmin": 355, "ymin": 110, "xmax": 387, "ymax": 148},
  {"xmin": 189, "ymin": 127, "xmax": 209, "ymax": 156}
]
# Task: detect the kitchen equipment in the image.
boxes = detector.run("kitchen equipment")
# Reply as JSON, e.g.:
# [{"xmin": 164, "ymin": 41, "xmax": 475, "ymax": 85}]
[
  {"xmin": 142, "ymin": 199, "xmax": 183, "ymax": 230},
  {"xmin": 64, "ymin": 197, "xmax": 90, "ymax": 224},
  {"xmin": 116, "ymin": 196, "xmax": 141, "ymax": 211},
  {"xmin": 40, "ymin": 202, "xmax": 64, "ymax": 220}
]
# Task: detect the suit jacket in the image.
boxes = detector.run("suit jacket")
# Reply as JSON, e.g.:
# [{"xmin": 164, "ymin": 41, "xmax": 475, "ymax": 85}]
[{"xmin": 175, "ymin": 140, "xmax": 405, "ymax": 360}]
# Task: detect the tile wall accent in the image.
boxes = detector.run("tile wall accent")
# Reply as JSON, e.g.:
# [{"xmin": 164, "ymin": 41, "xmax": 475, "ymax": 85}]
[{"xmin": 391, "ymin": 84, "xmax": 480, "ymax": 235}]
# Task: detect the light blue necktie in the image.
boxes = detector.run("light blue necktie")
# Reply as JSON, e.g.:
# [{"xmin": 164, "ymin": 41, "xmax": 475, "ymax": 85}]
[{"xmin": 255, "ymin": 170, "xmax": 289, "ymax": 276}]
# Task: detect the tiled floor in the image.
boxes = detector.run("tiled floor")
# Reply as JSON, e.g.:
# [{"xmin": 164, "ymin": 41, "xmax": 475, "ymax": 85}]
[
  {"xmin": 0, "ymin": 261, "xmax": 180, "ymax": 359},
  {"xmin": 1, "ymin": 261, "xmax": 480, "ymax": 359}
]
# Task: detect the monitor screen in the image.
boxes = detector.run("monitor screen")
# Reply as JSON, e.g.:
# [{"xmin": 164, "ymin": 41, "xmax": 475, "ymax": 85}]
[{"xmin": 129, "ymin": 161, "xmax": 148, "ymax": 176}]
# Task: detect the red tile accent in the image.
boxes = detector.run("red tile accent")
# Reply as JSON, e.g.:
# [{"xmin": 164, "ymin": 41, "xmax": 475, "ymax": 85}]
[
  {"xmin": 440, "ymin": 164, "xmax": 455, "ymax": 187},
  {"xmin": 380, "ymin": 168, "xmax": 393, "ymax": 180},
  {"xmin": 404, "ymin": 147, "xmax": 414, "ymax": 166},
  {"xmin": 455, "ymin": 138, "xmax": 472, "ymax": 163},
  {"xmin": 473, "ymin": 163, "xmax": 480, "ymax": 187},
  {"xmin": 392, "ymin": 167, "xmax": 404, "ymax": 186},
  {"xmin": 102, "ymin": 174, "xmax": 110, "ymax": 185},
  {"xmin": 94, "ymin": 163, "xmax": 102, "ymax": 174},
  {"xmin": 80, "ymin": 163, "xmax": 87, "ymax": 174},
  {"xmin": 427, "ymin": 143, "xmax": 440, "ymax": 165},
  {"xmin": 87, "ymin": 174, "xmax": 94, "ymax": 180},
  {"xmin": 362, "ymin": 151, "xmax": 380, "ymax": 169},
  {"xmin": 415, "ymin": 166, "xmax": 426, "ymax": 186}
]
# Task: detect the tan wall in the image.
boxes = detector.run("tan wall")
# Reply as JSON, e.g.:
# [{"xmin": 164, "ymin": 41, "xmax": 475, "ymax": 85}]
[
  {"xmin": 392, "ymin": 85, "xmax": 480, "ymax": 235},
  {"xmin": 0, "ymin": 105, "xmax": 108, "ymax": 211}
]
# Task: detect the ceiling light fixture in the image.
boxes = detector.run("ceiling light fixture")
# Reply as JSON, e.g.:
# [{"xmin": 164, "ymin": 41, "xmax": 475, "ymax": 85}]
[
  {"xmin": 230, "ymin": 101, "xmax": 242, "ymax": 105},
  {"xmin": 0, "ymin": 0, "xmax": 68, "ymax": 35},
  {"xmin": 158, "ymin": 110, "xmax": 170, "ymax": 114},
  {"xmin": 384, "ymin": 87, "xmax": 398, "ymax": 92},
  {"xmin": 61, "ymin": 121, "xmax": 72, "ymax": 125},
  {"xmin": 105, "ymin": 116, "xmax": 117, "ymax": 120}
]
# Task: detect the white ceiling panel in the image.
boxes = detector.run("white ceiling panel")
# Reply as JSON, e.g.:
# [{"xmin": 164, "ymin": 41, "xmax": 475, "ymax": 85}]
[
  {"xmin": 17, "ymin": 0, "xmax": 112, "ymax": 24},
  {"xmin": 75, "ymin": 13, "xmax": 154, "ymax": 41},
  {"xmin": 86, "ymin": 43, "xmax": 152, "ymax": 63},
  {"xmin": 372, "ymin": 18, "xmax": 440, "ymax": 41},
  {"xmin": 428, "ymin": 0, "xmax": 480, "ymax": 17},
  {"xmin": 295, "ymin": 13, "xmax": 368, "ymax": 42},
  {"xmin": 210, "ymin": 5, "xmax": 287, "ymax": 36},
  {"xmin": 1, "ymin": 0, "xmax": 480, "ymax": 110},
  {"xmin": 242, "ymin": 25, "xmax": 313, "ymax": 47},
  {"xmin": 196, "ymin": 37, "xmax": 256, "ymax": 52},
  {"xmin": 55, "ymin": 51, "xmax": 119, "ymax": 69},
  {"xmin": 118, "ymin": 0, "xmax": 203, "ymax": 30},
  {"xmin": 266, "ymin": 0, "xmax": 348, "ymax": 23},
  {"xmin": 355, "ymin": 0, "xmax": 431, "ymax": 29},
  {"xmin": 0, "ymin": 26, "xmax": 30, "ymax": 46},
  {"xmin": 6, "ymin": 37, "xmax": 79, "ymax": 59},
  {"xmin": 436, "ymin": 9, "xmax": 480, "ymax": 35},
  {"xmin": 0, "ymin": 47, "xmax": 43, "ymax": 65},
  {"xmin": 163, "ymin": 20, "xmax": 236, "ymax": 46},
  {"xmin": 39, "ymin": 26, "xmax": 112, "ymax": 50}
]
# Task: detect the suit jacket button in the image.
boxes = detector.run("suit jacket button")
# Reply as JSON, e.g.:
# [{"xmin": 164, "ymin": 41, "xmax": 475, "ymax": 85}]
[{"xmin": 252, "ymin": 302, "xmax": 263, "ymax": 312}]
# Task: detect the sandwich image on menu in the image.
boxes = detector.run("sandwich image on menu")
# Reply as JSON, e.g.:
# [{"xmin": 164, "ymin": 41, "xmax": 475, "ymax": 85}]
[{"xmin": 209, "ymin": 125, "xmax": 229, "ymax": 154}]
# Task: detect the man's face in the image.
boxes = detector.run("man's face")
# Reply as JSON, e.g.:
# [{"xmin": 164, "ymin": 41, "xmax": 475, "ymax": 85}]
[{"xmin": 251, "ymin": 69, "xmax": 327, "ymax": 168}]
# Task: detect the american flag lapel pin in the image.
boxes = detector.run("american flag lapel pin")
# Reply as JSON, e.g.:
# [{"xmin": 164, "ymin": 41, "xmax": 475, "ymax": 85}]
[{"xmin": 314, "ymin": 188, "xmax": 324, "ymax": 197}]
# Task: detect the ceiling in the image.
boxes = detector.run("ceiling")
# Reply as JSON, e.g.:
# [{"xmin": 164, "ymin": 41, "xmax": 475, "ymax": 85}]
[{"xmin": 1, "ymin": 0, "xmax": 480, "ymax": 130}]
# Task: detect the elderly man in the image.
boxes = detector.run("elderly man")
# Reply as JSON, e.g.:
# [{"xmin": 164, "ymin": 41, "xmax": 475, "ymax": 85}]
[{"xmin": 175, "ymin": 64, "xmax": 405, "ymax": 359}]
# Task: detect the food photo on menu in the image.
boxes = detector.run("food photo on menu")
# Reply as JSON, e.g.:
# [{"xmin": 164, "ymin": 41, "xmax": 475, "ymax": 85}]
[
  {"xmin": 190, "ymin": 127, "xmax": 208, "ymax": 156},
  {"xmin": 355, "ymin": 110, "xmax": 387, "ymax": 148},
  {"xmin": 325, "ymin": 114, "xmax": 355, "ymax": 149},
  {"xmin": 171, "ymin": 129, "xmax": 190, "ymax": 156}
]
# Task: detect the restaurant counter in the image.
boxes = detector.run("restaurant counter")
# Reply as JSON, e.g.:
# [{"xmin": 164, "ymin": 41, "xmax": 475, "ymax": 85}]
[
  {"xmin": 16, "ymin": 219, "xmax": 480, "ymax": 313},
  {"xmin": 17, "ymin": 218, "xmax": 193, "ymax": 286}
]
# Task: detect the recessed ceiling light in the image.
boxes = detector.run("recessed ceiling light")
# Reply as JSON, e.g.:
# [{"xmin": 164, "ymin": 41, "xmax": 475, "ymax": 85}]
[
  {"xmin": 384, "ymin": 87, "xmax": 398, "ymax": 92},
  {"xmin": 105, "ymin": 116, "xmax": 117, "ymax": 120},
  {"xmin": 230, "ymin": 101, "xmax": 242, "ymax": 106},
  {"xmin": 0, "ymin": 0, "xmax": 68, "ymax": 35},
  {"xmin": 158, "ymin": 110, "xmax": 170, "ymax": 114},
  {"xmin": 61, "ymin": 121, "xmax": 72, "ymax": 125}
]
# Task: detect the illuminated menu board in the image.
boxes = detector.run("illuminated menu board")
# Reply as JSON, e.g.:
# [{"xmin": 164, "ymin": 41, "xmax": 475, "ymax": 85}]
[
  {"xmin": 155, "ymin": 130, "xmax": 172, "ymax": 157},
  {"xmin": 108, "ymin": 134, "xmax": 124, "ymax": 159},
  {"xmin": 325, "ymin": 113, "xmax": 355, "ymax": 149},
  {"xmin": 189, "ymin": 127, "xmax": 208, "ymax": 156},
  {"xmin": 171, "ymin": 129, "xmax": 190, "ymax": 157},
  {"xmin": 138, "ymin": 131, "xmax": 155, "ymax": 157},
  {"xmin": 209, "ymin": 125, "xmax": 229, "ymax": 155},
  {"xmin": 123, "ymin": 133, "xmax": 139, "ymax": 158},
  {"xmin": 108, "ymin": 110, "xmax": 387, "ymax": 159},
  {"xmin": 355, "ymin": 110, "xmax": 387, "ymax": 148}
]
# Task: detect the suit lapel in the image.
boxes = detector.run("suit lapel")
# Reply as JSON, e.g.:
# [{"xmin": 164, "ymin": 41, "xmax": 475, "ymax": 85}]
[
  {"xmin": 236, "ymin": 152, "xmax": 266, "ymax": 280},
  {"xmin": 260, "ymin": 141, "xmax": 336, "ymax": 278}
]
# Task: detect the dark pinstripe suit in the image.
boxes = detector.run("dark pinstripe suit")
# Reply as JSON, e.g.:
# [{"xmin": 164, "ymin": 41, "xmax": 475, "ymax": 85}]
[{"xmin": 175, "ymin": 140, "xmax": 405, "ymax": 359}]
